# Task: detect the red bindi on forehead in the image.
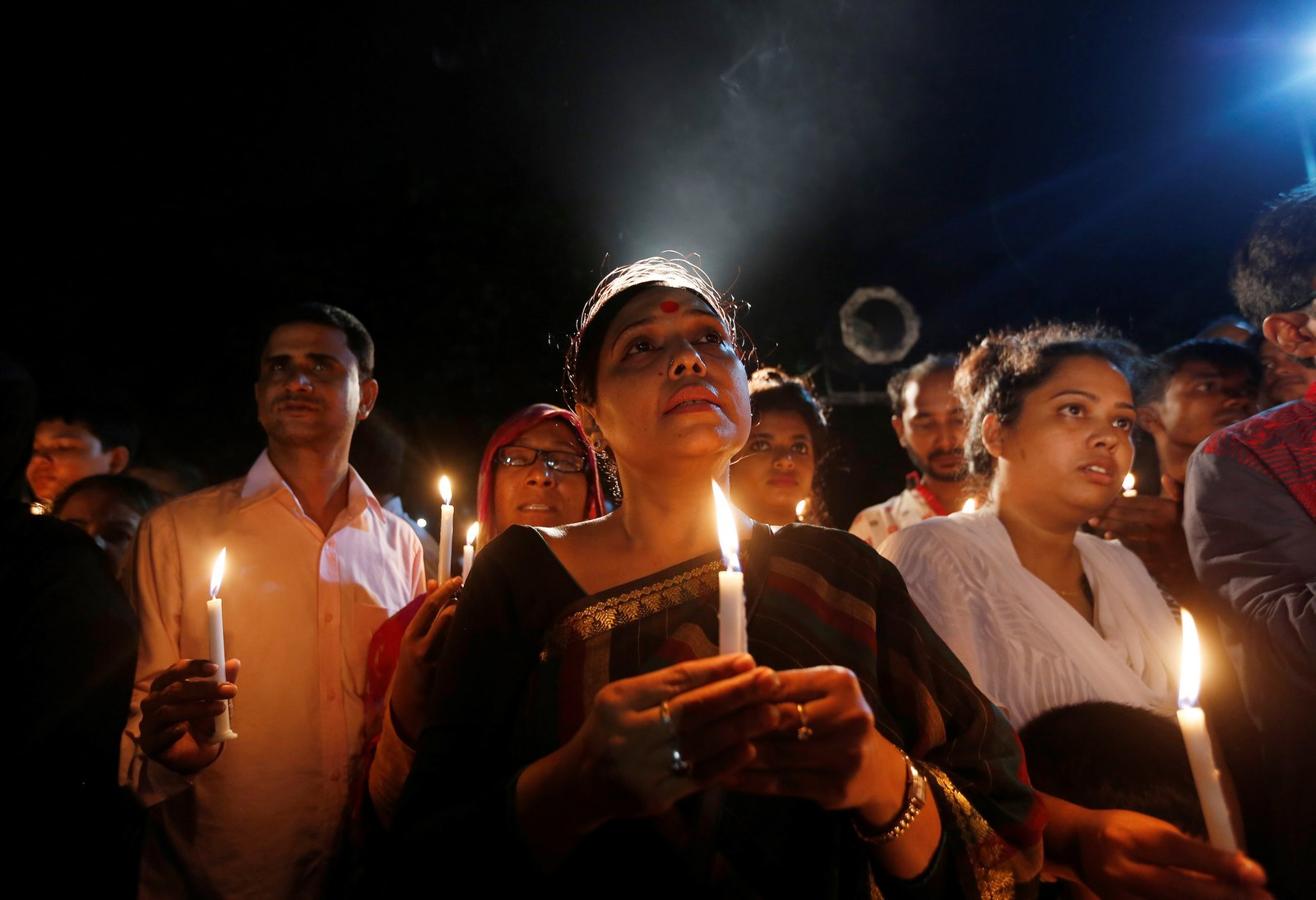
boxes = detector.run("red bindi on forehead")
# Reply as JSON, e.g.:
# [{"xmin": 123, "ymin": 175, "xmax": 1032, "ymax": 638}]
[{"xmin": 659, "ymin": 300, "xmax": 680, "ymax": 314}]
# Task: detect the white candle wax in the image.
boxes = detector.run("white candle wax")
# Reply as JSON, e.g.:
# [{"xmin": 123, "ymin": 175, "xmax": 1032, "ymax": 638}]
[
  {"xmin": 205, "ymin": 597, "xmax": 238, "ymax": 743},
  {"xmin": 438, "ymin": 505, "xmax": 454, "ymax": 582},
  {"xmin": 461, "ymin": 542, "xmax": 474, "ymax": 578},
  {"xmin": 1176, "ymin": 609, "xmax": 1236, "ymax": 850},
  {"xmin": 711, "ymin": 481, "xmax": 747, "ymax": 655},
  {"xmin": 718, "ymin": 570, "xmax": 747, "ymax": 654},
  {"xmin": 437, "ymin": 476, "xmax": 454, "ymax": 583},
  {"xmin": 1177, "ymin": 706, "xmax": 1237, "ymax": 850}
]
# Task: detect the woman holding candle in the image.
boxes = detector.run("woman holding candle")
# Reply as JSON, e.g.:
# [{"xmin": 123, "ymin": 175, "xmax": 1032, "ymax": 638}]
[
  {"xmin": 381, "ymin": 257, "xmax": 1046, "ymax": 895},
  {"xmin": 360, "ymin": 404, "xmax": 605, "ymax": 823},
  {"xmin": 881, "ymin": 323, "xmax": 1270, "ymax": 896},
  {"xmin": 729, "ymin": 366, "xmax": 832, "ymax": 527}
]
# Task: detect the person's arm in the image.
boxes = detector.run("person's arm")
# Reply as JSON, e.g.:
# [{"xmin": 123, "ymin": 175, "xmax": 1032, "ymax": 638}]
[
  {"xmin": 1040, "ymin": 793, "xmax": 1270, "ymax": 900},
  {"xmin": 1184, "ymin": 449, "xmax": 1316, "ymax": 693},
  {"xmin": 121, "ymin": 508, "xmax": 235, "ymax": 802}
]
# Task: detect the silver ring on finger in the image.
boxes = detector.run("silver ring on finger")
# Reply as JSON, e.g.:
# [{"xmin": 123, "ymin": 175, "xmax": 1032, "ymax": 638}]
[{"xmin": 796, "ymin": 702, "xmax": 814, "ymax": 742}]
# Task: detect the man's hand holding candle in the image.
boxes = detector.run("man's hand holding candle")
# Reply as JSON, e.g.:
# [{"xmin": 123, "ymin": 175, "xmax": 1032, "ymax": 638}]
[{"xmin": 139, "ymin": 657, "xmax": 240, "ymax": 775}]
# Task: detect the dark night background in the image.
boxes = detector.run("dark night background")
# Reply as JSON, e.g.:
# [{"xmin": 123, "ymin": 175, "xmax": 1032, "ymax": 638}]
[{"xmin": 11, "ymin": 1, "xmax": 1315, "ymax": 526}]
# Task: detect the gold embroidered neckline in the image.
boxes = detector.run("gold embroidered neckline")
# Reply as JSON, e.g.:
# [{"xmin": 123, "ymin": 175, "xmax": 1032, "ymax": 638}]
[{"xmin": 545, "ymin": 559, "xmax": 722, "ymax": 651}]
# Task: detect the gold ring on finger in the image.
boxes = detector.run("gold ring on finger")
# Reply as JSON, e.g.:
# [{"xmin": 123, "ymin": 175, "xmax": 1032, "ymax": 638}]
[{"xmin": 796, "ymin": 702, "xmax": 813, "ymax": 742}]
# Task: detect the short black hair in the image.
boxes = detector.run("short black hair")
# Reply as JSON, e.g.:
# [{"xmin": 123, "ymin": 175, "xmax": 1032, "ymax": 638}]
[
  {"xmin": 1195, "ymin": 314, "xmax": 1256, "ymax": 341},
  {"xmin": 1019, "ymin": 702, "xmax": 1205, "ymax": 838},
  {"xmin": 1231, "ymin": 183, "xmax": 1316, "ymax": 325},
  {"xmin": 886, "ymin": 354, "xmax": 958, "ymax": 416},
  {"xmin": 36, "ymin": 396, "xmax": 140, "ymax": 458},
  {"xmin": 52, "ymin": 474, "xmax": 163, "ymax": 518},
  {"xmin": 258, "ymin": 303, "xmax": 376, "ymax": 379},
  {"xmin": 1135, "ymin": 338, "xmax": 1262, "ymax": 406}
]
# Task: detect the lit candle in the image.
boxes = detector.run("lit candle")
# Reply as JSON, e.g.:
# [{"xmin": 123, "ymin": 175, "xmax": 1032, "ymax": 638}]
[
  {"xmin": 712, "ymin": 481, "xmax": 747, "ymax": 655},
  {"xmin": 794, "ymin": 499, "xmax": 807, "ymax": 522},
  {"xmin": 1176, "ymin": 609, "xmax": 1237, "ymax": 850},
  {"xmin": 462, "ymin": 521, "xmax": 479, "ymax": 577},
  {"xmin": 961, "ymin": 497, "xmax": 978, "ymax": 513},
  {"xmin": 437, "ymin": 475, "xmax": 454, "ymax": 583},
  {"xmin": 1122, "ymin": 473, "xmax": 1138, "ymax": 498},
  {"xmin": 206, "ymin": 549, "xmax": 238, "ymax": 743}
]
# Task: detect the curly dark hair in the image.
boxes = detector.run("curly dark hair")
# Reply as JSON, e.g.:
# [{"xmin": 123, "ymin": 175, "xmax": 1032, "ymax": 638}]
[
  {"xmin": 1231, "ymin": 183, "xmax": 1316, "ymax": 325},
  {"xmin": 955, "ymin": 323, "xmax": 1140, "ymax": 484},
  {"xmin": 745, "ymin": 366, "xmax": 832, "ymax": 525}
]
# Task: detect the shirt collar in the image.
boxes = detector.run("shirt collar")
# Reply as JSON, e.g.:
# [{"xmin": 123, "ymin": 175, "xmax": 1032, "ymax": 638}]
[{"xmin": 239, "ymin": 449, "xmax": 383, "ymax": 522}]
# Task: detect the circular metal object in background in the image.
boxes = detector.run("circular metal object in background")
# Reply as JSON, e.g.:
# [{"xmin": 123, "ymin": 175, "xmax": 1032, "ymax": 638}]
[{"xmin": 838, "ymin": 286, "xmax": 920, "ymax": 365}]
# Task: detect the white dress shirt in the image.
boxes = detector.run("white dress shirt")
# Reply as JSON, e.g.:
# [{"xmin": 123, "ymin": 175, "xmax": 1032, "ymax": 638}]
[{"xmin": 122, "ymin": 451, "xmax": 424, "ymax": 898}]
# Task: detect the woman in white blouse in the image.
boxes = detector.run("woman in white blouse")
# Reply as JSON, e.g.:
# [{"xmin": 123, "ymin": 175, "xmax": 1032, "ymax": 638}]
[{"xmin": 881, "ymin": 323, "xmax": 1179, "ymax": 729}]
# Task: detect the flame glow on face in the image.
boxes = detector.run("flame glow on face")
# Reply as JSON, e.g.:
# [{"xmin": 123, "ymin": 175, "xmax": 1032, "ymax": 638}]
[
  {"xmin": 711, "ymin": 480, "xmax": 741, "ymax": 573},
  {"xmin": 439, "ymin": 475, "xmax": 452, "ymax": 505},
  {"xmin": 466, "ymin": 521, "xmax": 480, "ymax": 545},
  {"xmin": 210, "ymin": 547, "xmax": 227, "ymax": 599},
  {"xmin": 1179, "ymin": 609, "xmax": 1201, "ymax": 709}
]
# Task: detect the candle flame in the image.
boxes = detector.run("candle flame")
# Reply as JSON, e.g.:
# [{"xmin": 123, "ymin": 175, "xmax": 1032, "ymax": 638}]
[
  {"xmin": 795, "ymin": 499, "xmax": 807, "ymax": 521},
  {"xmin": 1122, "ymin": 473, "xmax": 1136, "ymax": 492},
  {"xmin": 961, "ymin": 497, "xmax": 979, "ymax": 513},
  {"xmin": 210, "ymin": 547, "xmax": 227, "ymax": 599},
  {"xmin": 466, "ymin": 521, "xmax": 480, "ymax": 545},
  {"xmin": 711, "ymin": 480, "xmax": 741, "ymax": 573},
  {"xmin": 438, "ymin": 475, "xmax": 452, "ymax": 505},
  {"xmin": 1179, "ymin": 608, "xmax": 1202, "ymax": 708}
]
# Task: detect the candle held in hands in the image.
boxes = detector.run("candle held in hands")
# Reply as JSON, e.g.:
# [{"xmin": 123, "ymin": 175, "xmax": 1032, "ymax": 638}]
[
  {"xmin": 462, "ymin": 521, "xmax": 479, "ymax": 577},
  {"xmin": 437, "ymin": 475, "xmax": 454, "ymax": 583},
  {"xmin": 712, "ymin": 481, "xmax": 746, "ymax": 655},
  {"xmin": 1176, "ymin": 609, "xmax": 1237, "ymax": 850},
  {"xmin": 1122, "ymin": 473, "xmax": 1137, "ymax": 498},
  {"xmin": 206, "ymin": 549, "xmax": 238, "ymax": 743}
]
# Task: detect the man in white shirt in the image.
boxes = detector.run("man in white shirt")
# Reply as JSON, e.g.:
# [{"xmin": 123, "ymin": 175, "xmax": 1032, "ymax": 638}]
[
  {"xmin": 850, "ymin": 354, "xmax": 969, "ymax": 545},
  {"xmin": 123, "ymin": 304, "xmax": 425, "ymax": 898}
]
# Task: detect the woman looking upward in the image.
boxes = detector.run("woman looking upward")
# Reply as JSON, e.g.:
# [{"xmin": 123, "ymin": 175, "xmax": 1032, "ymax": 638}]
[{"xmin": 385, "ymin": 257, "xmax": 1045, "ymax": 895}]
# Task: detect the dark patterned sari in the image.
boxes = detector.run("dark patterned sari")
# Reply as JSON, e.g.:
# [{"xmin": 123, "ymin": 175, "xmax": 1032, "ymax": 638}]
[{"xmin": 389, "ymin": 523, "xmax": 1044, "ymax": 897}]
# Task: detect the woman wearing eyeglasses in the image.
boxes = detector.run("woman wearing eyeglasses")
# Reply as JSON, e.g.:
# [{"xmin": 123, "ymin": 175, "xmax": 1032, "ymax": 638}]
[{"xmin": 356, "ymin": 404, "xmax": 606, "ymax": 830}]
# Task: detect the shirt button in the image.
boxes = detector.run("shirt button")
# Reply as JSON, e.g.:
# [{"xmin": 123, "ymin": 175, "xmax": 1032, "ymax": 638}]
[{"xmin": 324, "ymin": 612, "xmax": 334, "ymax": 624}]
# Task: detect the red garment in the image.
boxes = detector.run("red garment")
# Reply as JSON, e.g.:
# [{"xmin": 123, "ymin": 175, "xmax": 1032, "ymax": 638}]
[
  {"xmin": 908, "ymin": 470, "xmax": 951, "ymax": 517},
  {"xmin": 1200, "ymin": 380, "xmax": 1316, "ymax": 521},
  {"xmin": 353, "ymin": 405, "xmax": 605, "ymax": 824}
]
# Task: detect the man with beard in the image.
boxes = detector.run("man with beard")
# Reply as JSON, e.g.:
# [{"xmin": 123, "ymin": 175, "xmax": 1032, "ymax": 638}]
[
  {"xmin": 849, "ymin": 354, "xmax": 968, "ymax": 545},
  {"xmin": 122, "ymin": 304, "xmax": 424, "ymax": 898}
]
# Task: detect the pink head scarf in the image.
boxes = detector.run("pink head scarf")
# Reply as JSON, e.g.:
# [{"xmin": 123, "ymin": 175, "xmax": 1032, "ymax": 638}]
[{"xmin": 475, "ymin": 403, "xmax": 605, "ymax": 546}]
